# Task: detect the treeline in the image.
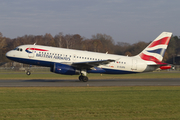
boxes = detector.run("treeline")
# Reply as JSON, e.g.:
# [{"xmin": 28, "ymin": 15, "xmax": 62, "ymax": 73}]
[{"xmin": 0, "ymin": 32, "xmax": 180, "ymax": 64}]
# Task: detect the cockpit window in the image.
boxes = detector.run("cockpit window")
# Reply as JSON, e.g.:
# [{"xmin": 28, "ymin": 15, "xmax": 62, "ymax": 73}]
[
  {"xmin": 14, "ymin": 48, "xmax": 23, "ymax": 52},
  {"xmin": 14, "ymin": 48, "xmax": 18, "ymax": 50}
]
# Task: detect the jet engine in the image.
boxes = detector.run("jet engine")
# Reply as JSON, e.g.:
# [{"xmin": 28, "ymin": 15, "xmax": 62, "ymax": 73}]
[{"xmin": 50, "ymin": 63, "xmax": 80, "ymax": 75}]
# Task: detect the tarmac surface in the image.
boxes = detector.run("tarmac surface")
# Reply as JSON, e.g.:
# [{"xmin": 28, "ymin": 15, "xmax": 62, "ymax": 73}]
[{"xmin": 0, "ymin": 78, "xmax": 180, "ymax": 87}]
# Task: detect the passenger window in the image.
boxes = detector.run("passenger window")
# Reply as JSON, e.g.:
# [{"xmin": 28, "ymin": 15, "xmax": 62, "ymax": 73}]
[{"xmin": 20, "ymin": 49, "xmax": 22, "ymax": 51}]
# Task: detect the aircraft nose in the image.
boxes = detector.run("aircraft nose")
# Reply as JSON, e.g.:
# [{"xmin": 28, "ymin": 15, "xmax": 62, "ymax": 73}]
[{"xmin": 6, "ymin": 51, "xmax": 13, "ymax": 58}]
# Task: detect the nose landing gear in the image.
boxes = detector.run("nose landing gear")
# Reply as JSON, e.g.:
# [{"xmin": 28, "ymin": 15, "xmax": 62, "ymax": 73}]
[
  {"xmin": 26, "ymin": 65, "xmax": 32, "ymax": 75},
  {"xmin": 26, "ymin": 70, "xmax": 31, "ymax": 75}
]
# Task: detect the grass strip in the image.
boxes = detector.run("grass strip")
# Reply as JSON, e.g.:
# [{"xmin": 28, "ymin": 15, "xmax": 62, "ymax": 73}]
[{"xmin": 0, "ymin": 86, "xmax": 180, "ymax": 120}]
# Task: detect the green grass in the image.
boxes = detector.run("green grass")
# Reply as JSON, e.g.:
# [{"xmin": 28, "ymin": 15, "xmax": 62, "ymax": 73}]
[
  {"xmin": 0, "ymin": 87, "xmax": 180, "ymax": 120},
  {"xmin": 0, "ymin": 71, "xmax": 180, "ymax": 80}
]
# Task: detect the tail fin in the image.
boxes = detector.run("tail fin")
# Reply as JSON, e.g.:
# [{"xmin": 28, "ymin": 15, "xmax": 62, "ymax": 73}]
[{"xmin": 137, "ymin": 32, "xmax": 172, "ymax": 64}]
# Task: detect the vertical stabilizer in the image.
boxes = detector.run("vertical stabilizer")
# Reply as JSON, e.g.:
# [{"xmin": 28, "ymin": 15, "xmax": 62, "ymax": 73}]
[{"xmin": 137, "ymin": 32, "xmax": 172, "ymax": 64}]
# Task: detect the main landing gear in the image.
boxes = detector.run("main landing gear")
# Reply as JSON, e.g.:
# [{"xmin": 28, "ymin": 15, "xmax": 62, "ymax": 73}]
[
  {"xmin": 79, "ymin": 70, "xmax": 88, "ymax": 82},
  {"xmin": 79, "ymin": 75, "xmax": 88, "ymax": 82}
]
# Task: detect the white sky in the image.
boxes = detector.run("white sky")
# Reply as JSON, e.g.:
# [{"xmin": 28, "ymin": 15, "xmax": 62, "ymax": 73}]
[{"xmin": 0, "ymin": 0, "xmax": 180, "ymax": 44}]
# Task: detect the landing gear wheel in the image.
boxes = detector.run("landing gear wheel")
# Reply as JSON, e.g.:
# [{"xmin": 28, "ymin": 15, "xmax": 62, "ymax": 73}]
[
  {"xmin": 79, "ymin": 76, "xmax": 83, "ymax": 81},
  {"xmin": 78, "ymin": 76, "xmax": 89, "ymax": 82},
  {"xmin": 26, "ymin": 71, "xmax": 31, "ymax": 75},
  {"xmin": 82, "ymin": 76, "xmax": 88, "ymax": 82}
]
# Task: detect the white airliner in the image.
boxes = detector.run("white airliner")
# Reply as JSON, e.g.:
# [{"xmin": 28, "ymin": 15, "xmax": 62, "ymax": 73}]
[{"xmin": 6, "ymin": 32, "xmax": 172, "ymax": 82}]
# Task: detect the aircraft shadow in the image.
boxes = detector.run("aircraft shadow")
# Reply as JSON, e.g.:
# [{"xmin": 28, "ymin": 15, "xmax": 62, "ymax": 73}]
[
  {"xmin": 23, "ymin": 79, "xmax": 79, "ymax": 82},
  {"xmin": 22, "ymin": 79, "xmax": 143, "ymax": 83}
]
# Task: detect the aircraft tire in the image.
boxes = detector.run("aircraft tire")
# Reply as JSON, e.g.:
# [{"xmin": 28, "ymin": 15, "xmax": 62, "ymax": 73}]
[
  {"xmin": 26, "ymin": 71, "xmax": 31, "ymax": 75},
  {"xmin": 82, "ymin": 76, "xmax": 88, "ymax": 82},
  {"xmin": 79, "ymin": 76, "xmax": 83, "ymax": 81}
]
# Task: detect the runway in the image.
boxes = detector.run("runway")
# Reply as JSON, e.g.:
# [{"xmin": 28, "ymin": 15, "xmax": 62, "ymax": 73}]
[{"xmin": 0, "ymin": 78, "xmax": 180, "ymax": 87}]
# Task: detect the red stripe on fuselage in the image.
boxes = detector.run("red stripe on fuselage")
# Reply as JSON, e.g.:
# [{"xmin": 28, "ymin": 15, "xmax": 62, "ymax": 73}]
[
  {"xmin": 148, "ymin": 37, "xmax": 171, "ymax": 48},
  {"xmin": 26, "ymin": 48, "xmax": 48, "ymax": 51}
]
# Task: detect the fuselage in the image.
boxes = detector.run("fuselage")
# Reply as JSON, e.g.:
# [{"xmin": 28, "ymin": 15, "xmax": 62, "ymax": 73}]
[{"xmin": 6, "ymin": 44, "xmax": 149, "ymax": 74}]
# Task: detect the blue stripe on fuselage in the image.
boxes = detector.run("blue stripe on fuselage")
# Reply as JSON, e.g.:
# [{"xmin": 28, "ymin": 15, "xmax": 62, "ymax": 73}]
[
  {"xmin": 103, "ymin": 68, "xmax": 137, "ymax": 74},
  {"xmin": 7, "ymin": 56, "xmax": 137, "ymax": 74},
  {"xmin": 6, "ymin": 56, "xmax": 54, "ymax": 67}
]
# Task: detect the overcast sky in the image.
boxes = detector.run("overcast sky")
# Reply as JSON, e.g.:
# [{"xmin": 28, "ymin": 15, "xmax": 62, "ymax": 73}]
[{"xmin": 0, "ymin": 0, "xmax": 180, "ymax": 44}]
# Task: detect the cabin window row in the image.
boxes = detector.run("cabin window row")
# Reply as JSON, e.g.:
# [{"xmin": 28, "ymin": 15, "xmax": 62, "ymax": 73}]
[
  {"xmin": 39, "ymin": 52, "xmax": 62, "ymax": 56},
  {"xmin": 38, "ymin": 52, "xmax": 126, "ymax": 64},
  {"xmin": 116, "ymin": 62, "xmax": 126, "ymax": 64},
  {"xmin": 39, "ymin": 52, "xmax": 104, "ymax": 61}
]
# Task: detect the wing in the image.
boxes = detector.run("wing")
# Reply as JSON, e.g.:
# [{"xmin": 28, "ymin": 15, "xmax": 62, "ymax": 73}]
[{"xmin": 71, "ymin": 59, "xmax": 115, "ymax": 69}]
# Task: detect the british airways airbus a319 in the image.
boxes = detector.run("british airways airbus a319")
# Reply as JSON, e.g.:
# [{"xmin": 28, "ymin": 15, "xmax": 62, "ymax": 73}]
[{"xmin": 6, "ymin": 32, "xmax": 172, "ymax": 82}]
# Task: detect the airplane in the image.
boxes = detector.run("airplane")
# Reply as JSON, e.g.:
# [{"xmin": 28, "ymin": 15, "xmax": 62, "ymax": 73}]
[{"xmin": 6, "ymin": 32, "xmax": 172, "ymax": 82}]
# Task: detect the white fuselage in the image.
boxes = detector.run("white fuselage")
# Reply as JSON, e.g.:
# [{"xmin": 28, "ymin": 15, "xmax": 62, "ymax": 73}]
[{"xmin": 6, "ymin": 44, "xmax": 149, "ymax": 74}]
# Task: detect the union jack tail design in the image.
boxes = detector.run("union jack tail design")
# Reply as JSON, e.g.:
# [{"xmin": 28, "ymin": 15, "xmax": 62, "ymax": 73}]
[{"xmin": 137, "ymin": 32, "xmax": 172, "ymax": 64}]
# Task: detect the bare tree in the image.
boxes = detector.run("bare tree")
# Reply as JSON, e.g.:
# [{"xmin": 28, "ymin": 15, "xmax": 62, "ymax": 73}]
[
  {"xmin": 43, "ymin": 33, "xmax": 55, "ymax": 46},
  {"xmin": 92, "ymin": 33, "xmax": 115, "ymax": 53},
  {"xmin": 0, "ymin": 32, "xmax": 6, "ymax": 49}
]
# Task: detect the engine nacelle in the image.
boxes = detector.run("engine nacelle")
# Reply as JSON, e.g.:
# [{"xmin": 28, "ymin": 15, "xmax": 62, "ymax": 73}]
[{"xmin": 50, "ymin": 63, "xmax": 79, "ymax": 75}]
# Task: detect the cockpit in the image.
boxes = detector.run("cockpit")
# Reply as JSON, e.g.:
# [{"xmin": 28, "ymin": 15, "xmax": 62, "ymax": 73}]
[{"xmin": 14, "ymin": 47, "xmax": 23, "ymax": 52}]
